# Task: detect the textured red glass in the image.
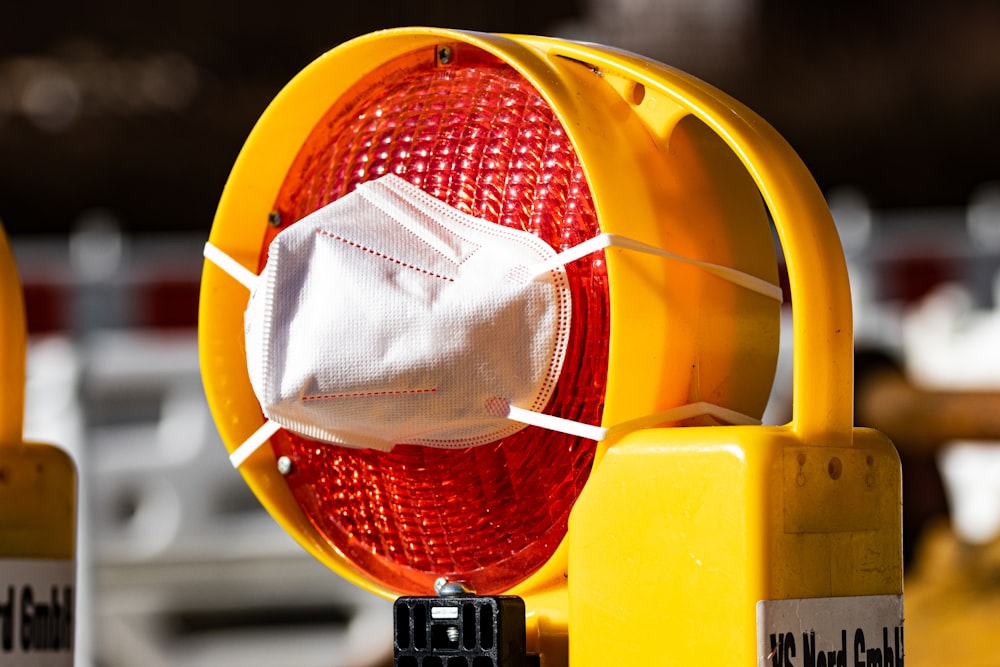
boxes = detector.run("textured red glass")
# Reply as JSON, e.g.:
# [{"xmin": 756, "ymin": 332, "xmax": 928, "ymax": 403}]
[{"xmin": 261, "ymin": 45, "xmax": 610, "ymax": 595}]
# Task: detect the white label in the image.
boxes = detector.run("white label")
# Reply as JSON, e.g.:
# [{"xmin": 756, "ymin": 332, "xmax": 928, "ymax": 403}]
[
  {"xmin": 0, "ymin": 559, "xmax": 75, "ymax": 666},
  {"xmin": 431, "ymin": 606, "xmax": 459, "ymax": 619},
  {"xmin": 757, "ymin": 595, "xmax": 904, "ymax": 667}
]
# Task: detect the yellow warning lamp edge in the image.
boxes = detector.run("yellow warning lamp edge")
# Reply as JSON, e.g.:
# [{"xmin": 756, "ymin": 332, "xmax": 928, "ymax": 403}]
[{"xmin": 0, "ymin": 222, "xmax": 77, "ymax": 561}]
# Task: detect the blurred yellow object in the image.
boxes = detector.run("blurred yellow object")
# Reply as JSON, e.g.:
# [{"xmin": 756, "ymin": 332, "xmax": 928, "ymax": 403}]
[
  {"xmin": 199, "ymin": 28, "xmax": 904, "ymax": 666},
  {"xmin": 905, "ymin": 522, "xmax": 1000, "ymax": 666},
  {"xmin": 0, "ymin": 221, "xmax": 77, "ymax": 660}
]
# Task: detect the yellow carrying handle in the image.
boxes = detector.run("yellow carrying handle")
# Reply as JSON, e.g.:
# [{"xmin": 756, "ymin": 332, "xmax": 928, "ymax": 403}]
[
  {"xmin": 705, "ymin": 101, "xmax": 854, "ymax": 444},
  {"xmin": 735, "ymin": 105, "xmax": 854, "ymax": 445},
  {"xmin": 716, "ymin": 109, "xmax": 854, "ymax": 444},
  {"xmin": 0, "ymin": 223, "xmax": 26, "ymax": 447},
  {"xmin": 647, "ymin": 64, "xmax": 853, "ymax": 444},
  {"xmin": 526, "ymin": 38, "xmax": 854, "ymax": 445}
]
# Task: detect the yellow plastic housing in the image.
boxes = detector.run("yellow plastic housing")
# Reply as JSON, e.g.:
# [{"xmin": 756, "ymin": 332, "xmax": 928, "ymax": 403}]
[
  {"xmin": 199, "ymin": 28, "xmax": 902, "ymax": 666},
  {"xmin": 201, "ymin": 26, "xmax": 778, "ymax": 597},
  {"xmin": 0, "ymin": 223, "xmax": 76, "ymax": 561},
  {"xmin": 569, "ymin": 426, "xmax": 901, "ymax": 665}
]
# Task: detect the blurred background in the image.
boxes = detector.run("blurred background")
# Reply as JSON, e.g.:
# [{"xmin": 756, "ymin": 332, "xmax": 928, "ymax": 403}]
[{"xmin": 4, "ymin": 0, "xmax": 1000, "ymax": 665}]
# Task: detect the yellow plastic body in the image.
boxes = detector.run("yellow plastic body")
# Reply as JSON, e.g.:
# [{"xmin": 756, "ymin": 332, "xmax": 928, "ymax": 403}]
[
  {"xmin": 0, "ymin": 222, "xmax": 76, "ymax": 560},
  {"xmin": 199, "ymin": 28, "xmax": 902, "ymax": 666},
  {"xmin": 569, "ymin": 427, "xmax": 901, "ymax": 665}
]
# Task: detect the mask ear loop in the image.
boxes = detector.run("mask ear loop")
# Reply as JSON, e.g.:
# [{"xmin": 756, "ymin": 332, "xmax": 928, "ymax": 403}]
[
  {"xmin": 204, "ymin": 241, "xmax": 260, "ymax": 292},
  {"xmin": 227, "ymin": 419, "xmax": 283, "ymax": 468},
  {"xmin": 505, "ymin": 400, "xmax": 760, "ymax": 442},
  {"xmin": 204, "ymin": 241, "xmax": 283, "ymax": 468},
  {"xmin": 504, "ymin": 230, "xmax": 782, "ymax": 440},
  {"xmin": 530, "ymin": 232, "xmax": 783, "ymax": 302}
]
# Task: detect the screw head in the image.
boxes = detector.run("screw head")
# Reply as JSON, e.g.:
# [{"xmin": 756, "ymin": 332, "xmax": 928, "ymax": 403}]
[
  {"xmin": 277, "ymin": 456, "xmax": 293, "ymax": 475},
  {"xmin": 434, "ymin": 578, "xmax": 474, "ymax": 597},
  {"xmin": 436, "ymin": 45, "xmax": 453, "ymax": 65}
]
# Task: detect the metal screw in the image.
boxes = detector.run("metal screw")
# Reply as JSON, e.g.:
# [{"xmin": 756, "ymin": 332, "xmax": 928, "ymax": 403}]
[
  {"xmin": 434, "ymin": 577, "xmax": 474, "ymax": 597},
  {"xmin": 446, "ymin": 626, "xmax": 460, "ymax": 643},
  {"xmin": 268, "ymin": 210, "xmax": 282, "ymax": 227},
  {"xmin": 277, "ymin": 456, "xmax": 293, "ymax": 475},
  {"xmin": 436, "ymin": 45, "xmax": 453, "ymax": 65}
]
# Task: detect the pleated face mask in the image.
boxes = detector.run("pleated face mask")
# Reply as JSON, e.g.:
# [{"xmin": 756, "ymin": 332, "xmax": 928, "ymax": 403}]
[{"xmin": 205, "ymin": 174, "xmax": 783, "ymax": 465}]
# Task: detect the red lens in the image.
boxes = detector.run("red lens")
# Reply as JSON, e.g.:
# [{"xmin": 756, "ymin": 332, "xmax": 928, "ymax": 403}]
[{"xmin": 261, "ymin": 44, "xmax": 609, "ymax": 595}]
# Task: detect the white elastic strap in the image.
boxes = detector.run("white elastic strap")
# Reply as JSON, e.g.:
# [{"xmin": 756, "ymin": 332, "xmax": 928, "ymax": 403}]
[
  {"xmin": 531, "ymin": 233, "xmax": 782, "ymax": 302},
  {"xmin": 603, "ymin": 400, "xmax": 760, "ymax": 440},
  {"xmin": 229, "ymin": 419, "xmax": 282, "ymax": 468},
  {"xmin": 506, "ymin": 399, "xmax": 760, "ymax": 442},
  {"xmin": 506, "ymin": 405, "xmax": 609, "ymax": 441},
  {"xmin": 204, "ymin": 241, "xmax": 260, "ymax": 292}
]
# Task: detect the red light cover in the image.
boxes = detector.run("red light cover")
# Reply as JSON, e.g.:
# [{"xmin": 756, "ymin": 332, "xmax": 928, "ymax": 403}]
[{"xmin": 261, "ymin": 44, "xmax": 610, "ymax": 595}]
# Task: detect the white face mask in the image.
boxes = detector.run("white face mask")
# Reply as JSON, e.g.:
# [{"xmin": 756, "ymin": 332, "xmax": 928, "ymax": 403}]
[{"xmin": 205, "ymin": 175, "xmax": 782, "ymax": 467}]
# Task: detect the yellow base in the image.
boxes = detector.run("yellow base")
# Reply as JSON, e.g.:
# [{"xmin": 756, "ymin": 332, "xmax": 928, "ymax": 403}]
[
  {"xmin": 0, "ymin": 442, "xmax": 76, "ymax": 560},
  {"xmin": 568, "ymin": 425, "xmax": 902, "ymax": 665}
]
